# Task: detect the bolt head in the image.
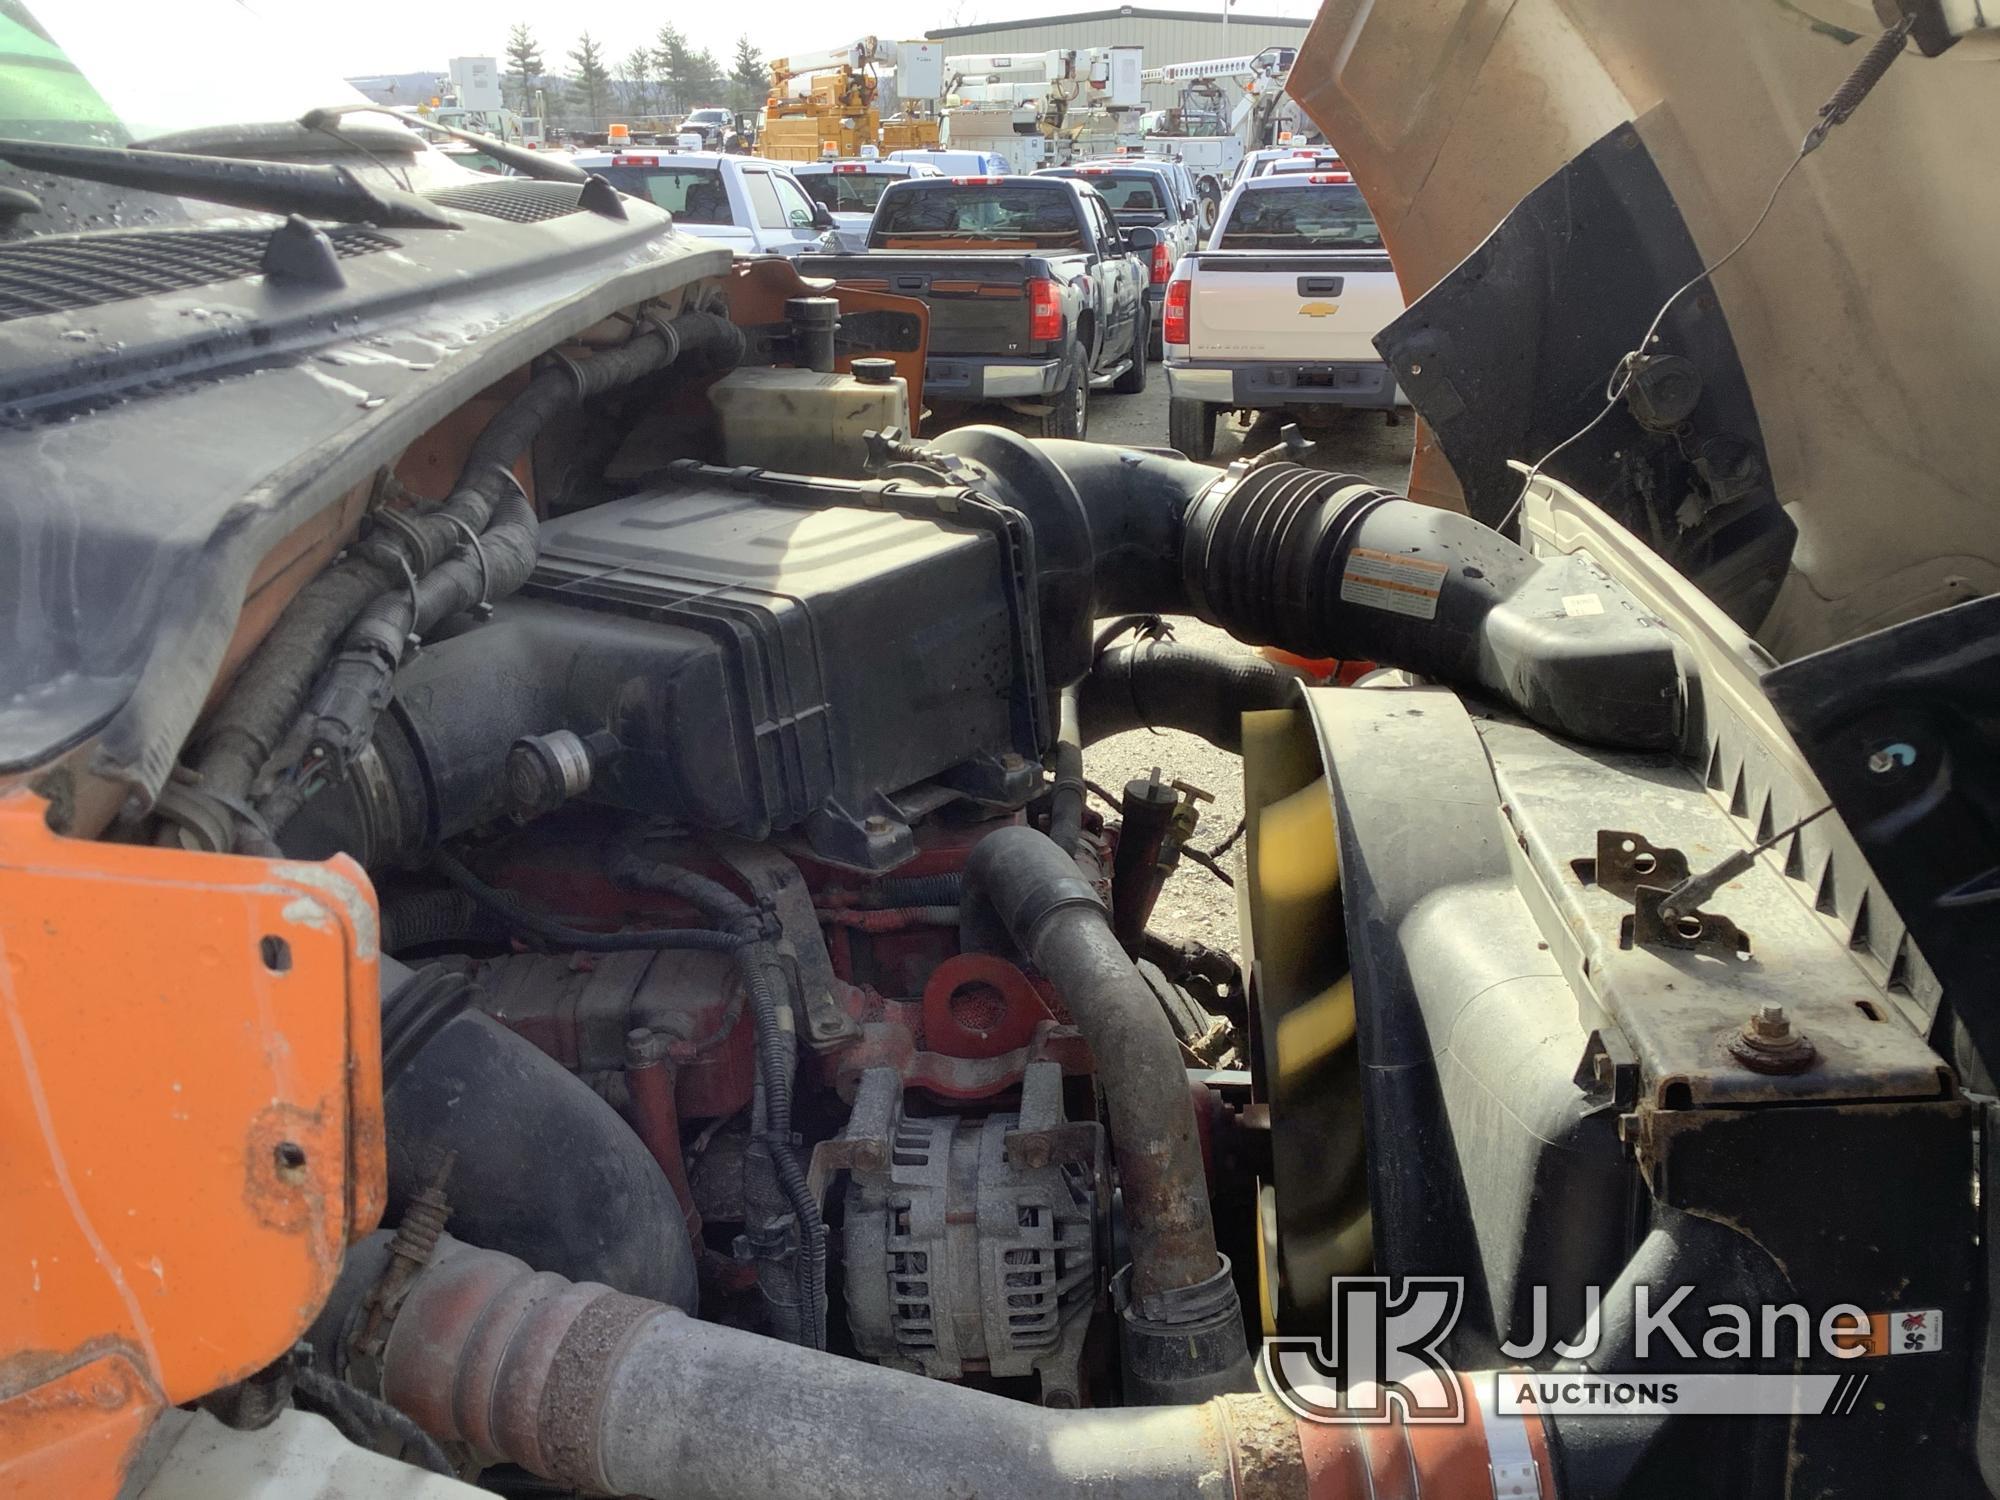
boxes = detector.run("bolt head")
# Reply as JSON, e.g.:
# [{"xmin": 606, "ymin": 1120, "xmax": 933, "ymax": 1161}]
[
  {"xmin": 863, "ymin": 814, "xmax": 892, "ymax": 835},
  {"xmin": 1751, "ymin": 1004, "xmax": 1791, "ymax": 1039}
]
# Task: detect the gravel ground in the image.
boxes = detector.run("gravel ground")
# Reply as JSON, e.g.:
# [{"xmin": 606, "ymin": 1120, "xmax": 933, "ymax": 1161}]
[{"xmin": 934, "ymin": 377, "xmax": 1415, "ymax": 960}]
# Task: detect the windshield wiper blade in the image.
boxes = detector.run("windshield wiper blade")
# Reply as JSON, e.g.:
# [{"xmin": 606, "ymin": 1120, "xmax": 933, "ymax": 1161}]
[
  {"xmin": 0, "ymin": 138, "xmax": 459, "ymax": 230},
  {"xmin": 298, "ymin": 104, "xmax": 589, "ymax": 185}
]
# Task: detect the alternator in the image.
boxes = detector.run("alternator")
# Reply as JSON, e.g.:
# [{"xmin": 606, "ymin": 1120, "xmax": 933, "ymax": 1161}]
[{"xmin": 841, "ymin": 1063, "xmax": 1102, "ymax": 1406}]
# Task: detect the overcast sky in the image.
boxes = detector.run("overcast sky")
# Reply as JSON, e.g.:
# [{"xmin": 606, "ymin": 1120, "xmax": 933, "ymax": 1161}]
[{"xmin": 261, "ymin": 0, "xmax": 1321, "ymax": 81}]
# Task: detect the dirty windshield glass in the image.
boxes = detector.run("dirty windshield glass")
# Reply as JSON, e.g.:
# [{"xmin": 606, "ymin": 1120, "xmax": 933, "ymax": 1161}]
[
  {"xmin": 1215, "ymin": 183, "xmax": 1383, "ymax": 251},
  {"xmin": 1054, "ymin": 172, "xmax": 1170, "ymax": 218},
  {"xmin": 801, "ymin": 173, "xmax": 896, "ymax": 214},
  {"xmin": 873, "ymin": 185, "xmax": 1082, "ymax": 247},
  {"xmin": 593, "ymin": 166, "xmax": 730, "ymax": 223}
]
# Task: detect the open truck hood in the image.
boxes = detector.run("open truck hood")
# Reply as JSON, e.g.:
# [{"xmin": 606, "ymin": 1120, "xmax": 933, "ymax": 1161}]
[{"xmin": 1288, "ymin": 0, "xmax": 1999, "ymax": 659}]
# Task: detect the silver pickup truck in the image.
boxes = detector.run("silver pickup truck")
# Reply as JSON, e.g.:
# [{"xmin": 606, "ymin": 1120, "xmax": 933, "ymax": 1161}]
[{"xmin": 1162, "ymin": 171, "xmax": 1405, "ymax": 458}]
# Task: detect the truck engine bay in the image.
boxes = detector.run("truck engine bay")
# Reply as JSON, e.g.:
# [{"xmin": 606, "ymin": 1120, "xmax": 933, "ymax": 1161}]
[
  {"xmin": 4, "ymin": 4, "xmax": 1999, "ymax": 1498},
  {"xmin": 18, "ymin": 274, "xmax": 1965, "ymax": 1500}
]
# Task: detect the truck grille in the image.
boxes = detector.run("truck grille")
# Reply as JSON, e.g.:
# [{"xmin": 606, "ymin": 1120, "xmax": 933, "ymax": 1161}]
[
  {"xmin": 0, "ymin": 227, "xmax": 398, "ymax": 323},
  {"xmin": 425, "ymin": 180, "xmax": 586, "ymax": 223}
]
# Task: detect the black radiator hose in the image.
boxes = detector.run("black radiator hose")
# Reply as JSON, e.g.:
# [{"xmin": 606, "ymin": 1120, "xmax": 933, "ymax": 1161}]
[
  {"xmin": 1078, "ymin": 640, "xmax": 1297, "ymax": 753},
  {"xmin": 295, "ymin": 313, "xmax": 746, "ymax": 778},
  {"xmin": 962, "ymin": 826, "xmax": 1251, "ymax": 1402},
  {"xmin": 189, "ymin": 313, "xmax": 743, "ymax": 846},
  {"xmin": 377, "ymin": 958, "xmax": 699, "ymax": 1313},
  {"xmin": 923, "ymin": 428, "xmax": 1684, "ymax": 750}
]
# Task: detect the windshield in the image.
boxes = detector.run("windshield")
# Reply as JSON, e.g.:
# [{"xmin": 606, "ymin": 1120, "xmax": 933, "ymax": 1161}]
[
  {"xmin": 1216, "ymin": 184, "xmax": 1384, "ymax": 251},
  {"xmin": 801, "ymin": 172, "xmax": 895, "ymax": 214},
  {"xmin": 593, "ymin": 165, "xmax": 730, "ymax": 223},
  {"xmin": 0, "ymin": 0, "xmax": 369, "ymax": 145},
  {"xmin": 441, "ymin": 148, "xmax": 504, "ymax": 176},
  {"xmin": 1053, "ymin": 172, "xmax": 1170, "ymax": 217},
  {"xmin": 687, "ymin": 110, "xmax": 729, "ymax": 125},
  {"xmin": 873, "ymin": 184, "xmax": 1081, "ymax": 247}
]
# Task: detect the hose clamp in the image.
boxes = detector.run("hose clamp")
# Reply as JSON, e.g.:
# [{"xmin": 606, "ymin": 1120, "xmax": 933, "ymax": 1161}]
[
  {"xmin": 637, "ymin": 306, "xmax": 684, "ymax": 365},
  {"xmin": 391, "ymin": 550, "xmax": 423, "ymax": 654},
  {"xmin": 438, "ymin": 512, "xmax": 493, "ymax": 618},
  {"xmin": 1474, "ymin": 1371, "xmax": 1546, "ymax": 1499},
  {"xmin": 368, "ymin": 501, "xmax": 433, "ymax": 569},
  {"xmin": 544, "ymin": 346, "xmax": 588, "ymax": 398}
]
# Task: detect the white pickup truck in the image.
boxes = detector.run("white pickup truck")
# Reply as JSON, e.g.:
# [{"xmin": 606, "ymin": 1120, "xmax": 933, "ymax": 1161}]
[
  {"xmin": 569, "ymin": 150, "xmax": 837, "ymax": 259},
  {"xmin": 1161, "ymin": 171, "xmax": 1405, "ymax": 458}
]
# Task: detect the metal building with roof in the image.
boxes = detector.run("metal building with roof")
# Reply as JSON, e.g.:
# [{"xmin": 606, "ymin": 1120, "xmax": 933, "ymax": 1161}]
[{"xmin": 925, "ymin": 7, "xmax": 1312, "ymax": 109}]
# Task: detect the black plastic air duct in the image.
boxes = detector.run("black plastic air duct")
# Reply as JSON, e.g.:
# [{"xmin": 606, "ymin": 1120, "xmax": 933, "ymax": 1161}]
[{"xmin": 921, "ymin": 428, "xmax": 1684, "ymax": 751}]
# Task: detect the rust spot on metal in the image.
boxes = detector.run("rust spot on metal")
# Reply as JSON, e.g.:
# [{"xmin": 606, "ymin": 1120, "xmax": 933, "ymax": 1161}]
[
  {"xmin": 1216, "ymin": 1393, "xmax": 1307, "ymax": 1500},
  {"xmin": 538, "ymin": 1292, "xmax": 660, "ymax": 1490},
  {"xmin": 242, "ymin": 1102, "xmax": 332, "ymax": 1239}
]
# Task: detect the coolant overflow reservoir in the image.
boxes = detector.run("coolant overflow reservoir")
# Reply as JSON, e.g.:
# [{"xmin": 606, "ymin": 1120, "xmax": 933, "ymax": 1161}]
[{"xmin": 710, "ymin": 365, "xmax": 911, "ymax": 478}]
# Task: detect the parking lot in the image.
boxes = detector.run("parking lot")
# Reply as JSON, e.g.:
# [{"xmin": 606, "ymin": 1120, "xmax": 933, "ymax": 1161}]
[{"xmin": 1084, "ymin": 372, "xmax": 1413, "ymax": 484}]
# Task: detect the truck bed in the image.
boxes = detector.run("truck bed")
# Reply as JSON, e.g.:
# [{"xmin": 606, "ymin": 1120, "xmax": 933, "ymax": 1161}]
[
  {"xmin": 800, "ymin": 251, "xmax": 1078, "ymax": 359},
  {"xmin": 1179, "ymin": 248, "xmax": 1400, "ymax": 364}
]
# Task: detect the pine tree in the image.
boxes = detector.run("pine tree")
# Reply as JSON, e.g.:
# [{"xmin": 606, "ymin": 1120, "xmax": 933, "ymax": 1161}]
[
  {"xmin": 504, "ymin": 24, "xmax": 543, "ymax": 114},
  {"xmin": 620, "ymin": 47, "xmax": 655, "ymax": 119},
  {"xmin": 686, "ymin": 48, "xmax": 722, "ymax": 109},
  {"xmin": 652, "ymin": 24, "xmax": 694, "ymax": 115},
  {"xmin": 568, "ymin": 32, "xmax": 611, "ymax": 130},
  {"xmin": 729, "ymin": 34, "xmax": 766, "ymax": 115}
]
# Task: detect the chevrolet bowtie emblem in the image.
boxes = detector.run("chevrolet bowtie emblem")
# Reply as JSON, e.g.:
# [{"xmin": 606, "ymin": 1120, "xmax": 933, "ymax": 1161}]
[{"xmin": 1298, "ymin": 301, "xmax": 1339, "ymax": 318}]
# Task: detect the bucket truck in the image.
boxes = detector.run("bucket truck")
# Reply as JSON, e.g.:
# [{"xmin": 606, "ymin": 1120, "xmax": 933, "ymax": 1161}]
[
  {"xmin": 1137, "ymin": 46, "xmax": 1304, "ymax": 227},
  {"xmin": 762, "ymin": 37, "xmax": 945, "ymax": 161},
  {"xmin": 940, "ymin": 45, "xmax": 1143, "ymax": 173}
]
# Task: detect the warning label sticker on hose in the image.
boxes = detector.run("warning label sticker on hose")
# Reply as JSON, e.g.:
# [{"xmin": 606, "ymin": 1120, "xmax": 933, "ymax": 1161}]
[{"xmin": 1340, "ymin": 547, "xmax": 1449, "ymax": 620}]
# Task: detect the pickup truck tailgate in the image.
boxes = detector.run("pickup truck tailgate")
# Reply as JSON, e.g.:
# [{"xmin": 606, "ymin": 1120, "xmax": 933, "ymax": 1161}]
[
  {"xmin": 1186, "ymin": 252, "xmax": 1401, "ymax": 363},
  {"xmin": 799, "ymin": 254, "xmax": 1040, "ymax": 357}
]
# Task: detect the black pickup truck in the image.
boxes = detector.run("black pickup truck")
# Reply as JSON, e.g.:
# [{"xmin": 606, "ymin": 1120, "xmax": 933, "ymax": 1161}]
[{"xmin": 798, "ymin": 175, "xmax": 1156, "ymax": 438}]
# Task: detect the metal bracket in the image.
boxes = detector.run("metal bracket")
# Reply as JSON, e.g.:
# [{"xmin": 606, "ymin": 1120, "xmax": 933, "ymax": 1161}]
[
  {"xmin": 1003, "ymin": 1061, "xmax": 1100, "ymax": 1170},
  {"xmin": 711, "ymin": 838, "xmax": 859, "ymax": 1050},
  {"xmin": 1574, "ymin": 828, "xmax": 1692, "ymax": 899},
  {"xmin": 1623, "ymin": 886, "xmax": 1753, "ymax": 961},
  {"xmin": 1574, "ymin": 1024, "xmax": 1641, "ymax": 1118}
]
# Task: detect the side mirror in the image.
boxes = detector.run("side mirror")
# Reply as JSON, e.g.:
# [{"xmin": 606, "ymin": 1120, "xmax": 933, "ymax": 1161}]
[
  {"xmin": 1125, "ymin": 225, "xmax": 1161, "ymax": 253},
  {"xmin": 811, "ymin": 203, "xmax": 835, "ymax": 230}
]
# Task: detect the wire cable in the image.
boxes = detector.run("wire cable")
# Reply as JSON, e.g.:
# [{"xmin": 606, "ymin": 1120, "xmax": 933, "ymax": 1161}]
[{"xmin": 1498, "ymin": 14, "xmax": 1913, "ymax": 535}]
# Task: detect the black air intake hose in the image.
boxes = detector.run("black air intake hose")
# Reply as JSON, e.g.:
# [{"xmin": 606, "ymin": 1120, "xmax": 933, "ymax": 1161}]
[
  {"xmin": 922, "ymin": 428, "xmax": 1683, "ymax": 750},
  {"xmin": 377, "ymin": 957, "xmax": 699, "ymax": 1313},
  {"xmin": 1178, "ymin": 464, "xmax": 1681, "ymax": 747}
]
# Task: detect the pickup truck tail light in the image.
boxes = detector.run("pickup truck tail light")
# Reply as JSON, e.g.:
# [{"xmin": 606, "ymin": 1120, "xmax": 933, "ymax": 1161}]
[
  {"xmin": 1027, "ymin": 278, "xmax": 1063, "ymax": 342},
  {"xmin": 1150, "ymin": 242, "xmax": 1171, "ymax": 286},
  {"xmin": 1306, "ymin": 173, "xmax": 1354, "ymax": 184},
  {"xmin": 1163, "ymin": 278, "xmax": 1190, "ymax": 346},
  {"xmin": 951, "ymin": 175, "xmax": 1004, "ymax": 185}
]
